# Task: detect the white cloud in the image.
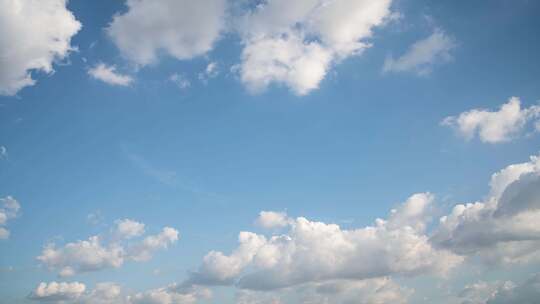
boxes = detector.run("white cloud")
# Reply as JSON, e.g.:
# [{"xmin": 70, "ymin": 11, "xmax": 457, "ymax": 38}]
[
  {"xmin": 37, "ymin": 236, "xmax": 125, "ymax": 277},
  {"xmin": 113, "ymin": 219, "xmax": 145, "ymax": 240},
  {"xmin": 29, "ymin": 281, "xmax": 127, "ymax": 304},
  {"xmin": 37, "ymin": 220, "xmax": 179, "ymax": 276},
  {"xmin": 129, "ymin": 284, "xmax": 211, "ymax": 304},
  {"xmin": 442, "ymin": 97, "xmax": 540, "ymax": 143},
  {"xmin": 187, "ymin": 193, "xmax": 462, "ymax": 290},
  {"xmin": 127, "ymin": 227, "xmax": 179, "ymax": 262},
  {"xmin": 29, "ymin": 281, "xmax": 86, "ymax": 302},
  {"xmin": 107, "ymin": 0, "xmax": 227, "ymax": 66},
  {"xmin": 0, "ymin": 196, "xmax": 21, "ymax": 240},
  {"xmin": 88, "ymin": 63, "xmax": 133, "ymax": 86},
  {"xmin": 383, "ymin": 28, "xmax": 456, "ymax": 75},
  {"xmin": 0, "ymin": 0, "xmax": 81, "ymax": 95},
  {"xmin": 255, "ymin": 211, "xmax": 290, "ymax": 229},
  {"xmin": 431, "ymin": 153, "xmax": 540, "ymax": 265},
  {"xmin": 237, "ymin": 0, "xmax": 393, "ymax": 95}
]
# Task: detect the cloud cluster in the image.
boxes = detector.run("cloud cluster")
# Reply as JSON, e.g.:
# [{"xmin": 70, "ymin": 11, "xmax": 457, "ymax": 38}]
[
  {"xmin": 88, "ymin": 63, "xmax": 133, "ymax": 86},
  {"xmin": 458, "ymin": 273, "xmax": 540, "ymax": 304},
  {"xmin": 236, "ymin": 0, "xmax": 393, "ymax": 95},
  {"xmin": 105, "ymin": 0, "xmax": 395, "ymax": 95},
  {"xmin": 0, "ymin": 196, "xmax": 21, "ymax": 239},
  {"xmin": 442, "ymin": 97, "xmax": 540, "ymax": 143},
  {"xmin": 0, "ymin": 0, "xmax": 81, "ymax": 95},
  {"xmin": 29, "ymin": 281, "xmax": 210, "ymax": 304},
  {"xmin": 383, "ymin": 28, "xmax": 456, "ymax": 75},
  {"xmin": 37, "ymin": 219, "xmax": 178, "ymax": 276},
  {"xmin": 187, "ymin": 192, "xmax": 462, "ymax": 290},
  {"xmin": 431, "ymin": 154, "xmax": 540, "ymax": 265},
  {"xmin": 107, "ymin": 0, "xmax": 227, "ymax": 66}
]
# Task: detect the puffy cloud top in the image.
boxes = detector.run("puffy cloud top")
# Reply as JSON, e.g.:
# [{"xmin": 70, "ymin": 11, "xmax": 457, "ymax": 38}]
[
  {"xmin": 107, "ymin": 0, "xmax": 227, "ymax": 66},
  {"xmin": 442, "ymin": 97, "xmax": 540, "ymax": 143},
  {"xmin": 0, "ymin": 0, "xmax": 81, "ymax": 95}
]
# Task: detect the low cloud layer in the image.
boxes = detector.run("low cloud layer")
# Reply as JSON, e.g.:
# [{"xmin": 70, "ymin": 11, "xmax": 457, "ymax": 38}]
[{"xmin": 187, "ymin": 192, "xmax": 461, "ymax": 290}]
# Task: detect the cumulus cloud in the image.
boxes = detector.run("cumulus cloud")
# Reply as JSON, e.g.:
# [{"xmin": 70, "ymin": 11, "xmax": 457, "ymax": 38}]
[
  {"xmin": 88, "ymin": 63, "xmax": 133, "ymax": 86},
  {"xmin": 0, "ymin": 196, "xmax": 21, "ymax": 240},
  {"xmin": 37, "ymin": 220, "xmax": 179, "ymax": 276},
  {"xmin": 431, "ymin": 153, "xmax": 540, "ymax": 265},
  {"xmin": 186, "ymin": 192, "xmax": 462, "ymax": 290},
  {"xmin": 29, "ymin": 281, "xmax": 86, "ymax": 302},
  {"xmin": 0, "ymin": 0, "xmax": 81, "ymax": 95},
  {"xmin": 442, "ymin": 97, "xmax": 540, "ymax": 143},
  {"xmin": 127, "ymin": 227, "xmax": 179, "ymax": 262},
  {"xmin": 236, "ymin": 0, "xmax": 393, "ymax": 95},
  {"xmin": 383, "ymin": 28, "xmax": 456, "ymax": 75},
  {"xmin": 107, "ymin": 0, "xmax": 227, "ymax": 66},
  {"xmin": 255, "ymin": 211, "xmax": 291, "ymax": 229},
  {"xmin": 113, "ymin": 219, "xmax": 145, "ymax": 240}
]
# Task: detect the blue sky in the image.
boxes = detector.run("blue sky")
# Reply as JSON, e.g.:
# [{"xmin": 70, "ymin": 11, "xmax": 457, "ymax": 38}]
[{"xmin": 1, "ymin": 0, "xmax": 540, "ymax": 303}]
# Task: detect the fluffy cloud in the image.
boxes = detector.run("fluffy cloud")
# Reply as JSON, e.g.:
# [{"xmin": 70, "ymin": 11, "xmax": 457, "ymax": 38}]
[
  {"xmin": 383, "ymin": 29, "xmax": 456, "ymax": 75},
  {"xmin": 37, "ymin": 236, "xmax": 125, "ymax": 277},
  {"xmin": 107, "ymin": 0, "xmax": 227, "ymax": 66},
  {"xmin": 113, "ymin": 219, "xmax": 145, "ymax": 240},
  {"xmin": 88, "ymin": 63, "xmax": 133, "ymax": 86},
  {"xmin": 442, "ymin": 97, "xmax": 540, "ymax": 143},
  {"xmin": 127, "ymin": 227, "xmax": 179, "ymax": 262},
  {"xmin": 237, "ymin": 0, "xmax": 393, "ymax": 95},
  {"xmin": 431, "ymin": 154, "xmax": 540, "ymax": 265},
  {"xmin": 0, "ymin": 0, "xmax": 81, "ymax": 95},
  {"xmin": 0, "ymin": 196, "xmax": 21, "ymax": 240},
  {"xmin": 29, "ymin": 281, "xmax": 86, "ymax": 302},
  {"xmin": 37, "ymin": 220, "xmax": 179, "ymax": 276},
  {"xmin": 187, "ymin": 192, "xmax": 462, "ymax": 290},
  {"xmin": 255, "ymin": 211, "xmax": 290, "ymax": 229}
]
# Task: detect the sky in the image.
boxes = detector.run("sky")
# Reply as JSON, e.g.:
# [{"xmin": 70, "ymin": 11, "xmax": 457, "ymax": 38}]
[{"xmin": 1, "ymin": 0, "xmax": 540, "ymax": 303}]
